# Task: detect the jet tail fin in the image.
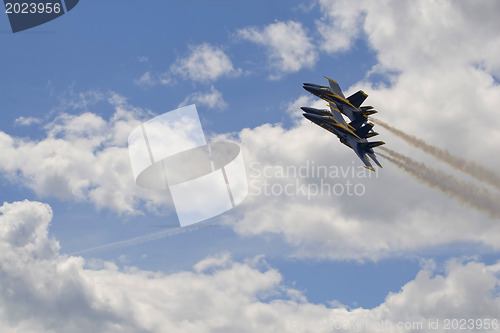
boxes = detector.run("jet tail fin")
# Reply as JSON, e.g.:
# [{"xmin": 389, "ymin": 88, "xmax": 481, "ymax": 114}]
[
  {"xmin": 359, "ymin": 141, "xmax": 385, "ymax": 150},
  {"xmin": 347, "ymin": 90, "xmax": 368, "ymax": 108},
  {"xmin": 354, "ymin": 123, "xmax": 374, "ymax": 138},
  {"xmin": 323, "ymin": 76, "xmax": 345, "ymax": 99},
  {"xmin": 367, "ymin": 152, "xmax": 383, "ymax": 168},
  {"xmin": 365, "ymin": 131, "xmax": 379, "ymax": 138},
  {"xmin": 362, "ymin": 110, "xmax": 377, "ymax": 116}
]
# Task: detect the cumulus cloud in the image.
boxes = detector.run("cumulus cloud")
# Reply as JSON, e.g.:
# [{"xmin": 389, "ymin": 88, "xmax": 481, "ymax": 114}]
[
  {"xmin": 333, "ymin": 259, "xmax": 500, "ymax": 332},
  {"xmin": 0, "ymin": 91, "xmax": 173, "ymax": 215},
  {"xmin": 316, "ymin": 0, "xmax": 500, "ymax": 99},
  {"xmin": 0, "ymin": 200, "xmax": 304, "ymax": 332},
  {"xmin": 134, "ymin": 71, "xmax": 173, "ymax": 87},
  {"xmin": 14, "ymin": 116, "xmax": 42, "ymax": 126},
  {"xmin": 170, "ymin": 43, "xmax": 241, "ymax": 83},
  {"xmin": 1, "ymin": 200, "xmax": 499, "ymax": 332},
  {"xmin": 55, "ymin": 89, "xmax": 105, "ymax": 113},
  {"xmin": 135, "ymin": 43, "xmax": 240, "ymax": 86},
  {"xmin": 178, "ymin": 85, "xmax": 228, "ymax": 110},
  {"xmin": 134, "ymin": 71, "xmax": 155, "ymax": 86},
  {"xmin": 361, "ymin": 0, "xmax": 500, "ymax": 74},
  {"xmin": 238, "ymin": 20, "xmax": 318, "ymax": 79},
  {"xmin": 315, "ymin": 0, "xmax": 367, "ymax": 53}
]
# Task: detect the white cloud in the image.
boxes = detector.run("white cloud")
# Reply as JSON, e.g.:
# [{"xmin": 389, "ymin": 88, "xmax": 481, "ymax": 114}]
[
  {"xmin": 134, "ymin": 71, "xmax": 155, "ymax": 86},
  {"xmin": 315, "ymin": 0, "xmax": 367, "ymax": 53},
  {"xmin": 316, "ymin": 0, "xmax": 500, "ymax": 75},
  {"xmin": 134, "ymin": 71, "xmax": 173, "ymax": 87},
  {"xmin": 193, "ymin": 251, "xmax": 232, "ymax": 273},
  {"xmin": 285, "ymin": 94, "xmax": 327, "ymax": 122},
  {"xmin": 366, "ymin": 0, "xmax": 500, "ymax": 74},
  {"xmin": 133, "ymin": 43, "xmax": 240, "ymax": 112},
  {"xmin": 170, "ymin": 43, "xmax": 241, "ymax": 83},
  {"xmin": 238, "ymin": 20, "xmax": 318, "ymax": 79},
  {"xmin": 0, "ymin": 92, "xmax": 172, "ymax": 215},
  {"xmin": 1, "ymin": 200, "xmax": 499, "ymax": 332},
  {"xmin": 55, "ymin": 89, "xmax": 105, "ymax": 112},
  {"xmin": 14, "ymin": 116, "xmax": 42, "ymax": 126},
  {"xmin": 135, "ymin": 43, "xmax": 240, "ymax": 86},
  {"xmin": 178, "ymin": 86, "xmax": 228, "ymax": 110}
]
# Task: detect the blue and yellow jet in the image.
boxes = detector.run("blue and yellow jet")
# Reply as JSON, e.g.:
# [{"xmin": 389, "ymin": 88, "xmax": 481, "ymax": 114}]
[{"xmin": 302, "ymin": 77, "xmax": 384, "ymax": 171}]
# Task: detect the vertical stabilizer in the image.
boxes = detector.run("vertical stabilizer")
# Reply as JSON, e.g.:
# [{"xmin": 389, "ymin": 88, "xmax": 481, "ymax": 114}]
[
  {"xmin": 347, "ymin": 91, "xmax": 368, "ymax": 108},
  {"xmin": 323, "ymin": 76, "xmax": 345, "ymax": 98}
]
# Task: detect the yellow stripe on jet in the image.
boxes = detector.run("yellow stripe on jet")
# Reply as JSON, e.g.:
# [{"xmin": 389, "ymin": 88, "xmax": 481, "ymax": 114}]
[
  {"xmin": 328, "ymin": 122, "xmax": 361, "ymax": 139},
  {"xmin": 322, "ymin": 75, "xmax": 357, "ymax": 107},
  {"xmin": 323, "ymin": 75, "xmax": 338, "ymax": 85},
  {"xmin": 319, "ymin": 94, "xmax": 357, "ymax": 110}
]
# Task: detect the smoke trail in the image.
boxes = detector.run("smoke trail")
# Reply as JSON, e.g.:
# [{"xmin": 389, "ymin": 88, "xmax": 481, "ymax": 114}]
[
  {"xmin": 71, "ymin": 221, "xmax": 220, "ymax": 256},
  {"xmin": 372, "ymin": 118, "xmax": 500, "ymax": 190},
  {"xmin": 379, "ymin": 147, "xmax": 500, "ymax": 219}
]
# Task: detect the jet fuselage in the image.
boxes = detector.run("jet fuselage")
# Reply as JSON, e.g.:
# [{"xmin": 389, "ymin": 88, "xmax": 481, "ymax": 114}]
[
  {"xmin": 303, "ymin": 84, "xmax": 357, "ymax": 111},
  {"xmin": 300, "ymin": 106, "xmax": 333, "ymax": 117},
  {"xmin": 302, "ymin": 113, "xmax": 359, "ymax": 142}
]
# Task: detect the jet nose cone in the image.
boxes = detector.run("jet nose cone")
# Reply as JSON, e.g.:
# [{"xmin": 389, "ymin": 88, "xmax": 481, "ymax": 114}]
[
  {"xmin": 302, "ymin": 112, "xmax": 313, "ymax": 120},
  {"xmin": 303, "ymin": 113, "xmax": 321, "ymax": 122},
  {"xmin": 303, "ymin": 83, "xmax": 324, "ymax": 95},
  {"xmin": 303, "ymin": 85, "xmax": 317, "ymax": 94}
]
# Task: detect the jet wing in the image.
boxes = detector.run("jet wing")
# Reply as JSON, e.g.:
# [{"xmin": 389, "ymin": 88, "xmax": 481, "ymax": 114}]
[
  {"xmin": 323, "ymin": 76, "xmax": 345, "ymax": 99},
  {"xmin": 367, "ymin": 152, "xmax": 383, "ymax": 168},
  {"xmin": 328, "ymin": 102, "xmax": 349, "ymax": 128},
  {"xmin": 345, "ymin": 136, "xmax": 374, "ymax": 171},
  {"xmin": 354, "ymin": 122, "xmax": 374, "ymax": 138}
]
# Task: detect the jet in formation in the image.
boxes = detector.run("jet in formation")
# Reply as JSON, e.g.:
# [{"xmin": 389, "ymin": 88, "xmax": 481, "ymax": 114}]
[{"xmin": 302, "ymin": 76, "xmax": 384, "ymax": 171}]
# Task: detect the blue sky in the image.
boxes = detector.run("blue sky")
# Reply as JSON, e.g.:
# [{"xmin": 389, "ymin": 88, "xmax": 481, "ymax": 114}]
[{"xmin": 1, "ymin": 1, "xmax": 500, "ymax": 332}]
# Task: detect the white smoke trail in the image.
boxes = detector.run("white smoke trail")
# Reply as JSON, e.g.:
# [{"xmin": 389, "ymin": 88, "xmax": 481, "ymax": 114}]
[
  {"xmin": 71, "ymin": 221, "xmax": 220, "ymax": 256},
  {"xmin": 372, "ymin": 118, "xmax": 500, "ymax": 190},
  {"xmin": 379, "ymin": 147, "xmax": 500, "ymax": 219}
]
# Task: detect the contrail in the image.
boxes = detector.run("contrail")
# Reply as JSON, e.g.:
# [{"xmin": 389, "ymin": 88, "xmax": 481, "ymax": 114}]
[
  {"xmin": 379, "ymin": 147, "xmax": 500, "ymax": 219},
  {"xmin": 70, "ymin": 221, "xmax": 220, "ymax": 256},
  {"xmin": 372, "ymin": 118, "xmax": 500, "ymax": 190}
]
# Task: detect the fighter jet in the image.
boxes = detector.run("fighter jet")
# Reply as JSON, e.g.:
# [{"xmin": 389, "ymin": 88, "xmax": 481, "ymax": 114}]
[
  {"xmin": 302, "ymin": 106, "xmax": 384, "ymax": 171},
  {"xmin": 303, "ymin": 76, "xmax": 377, "ymax": 129},
  {"xmin": 301, "ymin": 78, "xmax": 384, "ymax": 171}
]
